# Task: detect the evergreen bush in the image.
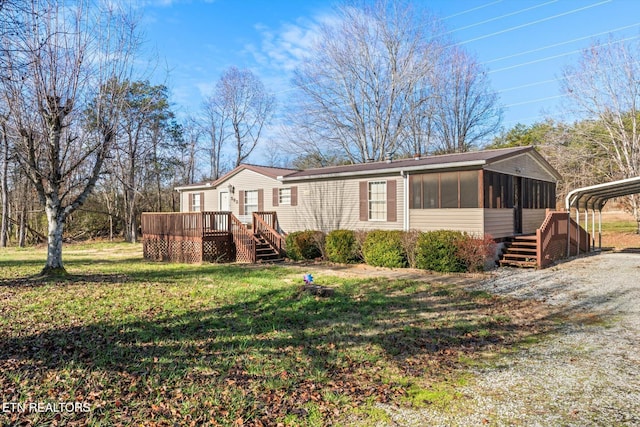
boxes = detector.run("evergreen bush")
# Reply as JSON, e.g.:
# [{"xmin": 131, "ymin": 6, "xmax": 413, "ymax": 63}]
[
  {"xmin": 416, "ymin": 230, "xmax": 466, "ymax": 273},
  {"xmin": 285, "ymin": 230, "xmax": 323, "ymax": 260},
  {"xmin": 325, "ymin": 229, "xmax": 359, "ymax": 263},
  {"xmin": 362, "ymin": 230, "xmax": 407, "ymax": 268}
]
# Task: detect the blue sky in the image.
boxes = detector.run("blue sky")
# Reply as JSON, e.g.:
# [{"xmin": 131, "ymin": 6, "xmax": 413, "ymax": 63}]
[{"xmin": 140, "ymin": 0, "xmax": 640, "ymax": 144}]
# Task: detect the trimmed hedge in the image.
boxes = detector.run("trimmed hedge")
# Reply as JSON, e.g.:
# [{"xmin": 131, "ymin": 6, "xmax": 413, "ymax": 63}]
[
  {"xmin": 416, "ymin": 230, "xmax": 466, "ymax": 273},
  {"xmin": 285, "ymin": 230, "xmax": 324, "ymax": 261},
  {"xmin": 361, "ymin": 230, "xmax": 407, "ymax": 268},
  {"xmin": 325, "ymin": 229, "xmax": 359, "ymax": 264}
]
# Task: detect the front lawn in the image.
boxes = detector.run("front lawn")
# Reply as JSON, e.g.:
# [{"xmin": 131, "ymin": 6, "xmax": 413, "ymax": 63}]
[{"xmin": 0, "ymin": 242, "xmax": 554, "ymax": 426}]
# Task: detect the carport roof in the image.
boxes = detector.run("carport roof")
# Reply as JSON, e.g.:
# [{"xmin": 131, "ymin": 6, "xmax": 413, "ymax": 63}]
[{"xmin": 565, "ymin": 176, "xmax": 640, "ymax": 210}]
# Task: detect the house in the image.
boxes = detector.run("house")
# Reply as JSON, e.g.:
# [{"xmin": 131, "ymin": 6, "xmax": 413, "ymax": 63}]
[{"xmin": 175, "ymin": 146, "xmax": 561, "ymax": 240}]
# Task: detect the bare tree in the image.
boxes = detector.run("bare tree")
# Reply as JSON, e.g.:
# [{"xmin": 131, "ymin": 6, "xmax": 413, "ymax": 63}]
[
  {"xmin": 202, "ymin": 92, "xmax": 229, "ymax": 180},
  {"xmin": 431, "ymin": 46, "xmax": 502, "ymax": 153},
  {"xmin": 561, "ymin": 37, "xmax": 640, "ymax": 231},
  {"xmin": 178, "ymin": 115, "xmax": 203, "ymax": 185},
  {"xmin": 204, "ymin": 67, "xmax": 275, "ymax": 171},
  {"xmin": 0, "ymin": 0, "xmax": 139, "ymax": 274},
  {"xmin": 288, "ymin": 1, "xmax": 442, "ymax": 163},
  {"xmin": 105, "ymin": 80, "xmax": 174, "ymax": 243},
  {"xmin": 0, "ymin": 116, "xmax": 9, "ymax": 247}
]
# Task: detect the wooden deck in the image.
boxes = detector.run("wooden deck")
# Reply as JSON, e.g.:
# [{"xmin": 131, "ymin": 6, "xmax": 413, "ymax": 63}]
[{"xmin": 141, "ymin": 211, "xmax": 284, "ymax": 264}]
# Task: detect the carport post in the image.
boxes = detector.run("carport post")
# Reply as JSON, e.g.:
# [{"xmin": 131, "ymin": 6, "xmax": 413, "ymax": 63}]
[
  {"xmin": 584, "ymin": 209, "xmax": 588, "ymax": 252},
  {"xmin": 576, "ymin": 208, "xmax": 580, "ymax": 256},
  {"xmin": 598, "ymin": 209, "xmax": 602, "ymax": 250},
  {"xmin": 567, "ymin": 210, "xmax": 571, "ymax": 257},
  {"xmin": 591, "ymin": 209, "xmax": 596, "ymax": 251}
]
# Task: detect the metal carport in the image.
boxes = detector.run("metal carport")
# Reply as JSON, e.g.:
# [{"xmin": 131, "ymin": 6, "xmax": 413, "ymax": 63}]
[{"xmin": 565, "ymin": 176, "xmax": 640, "ymax": 255}]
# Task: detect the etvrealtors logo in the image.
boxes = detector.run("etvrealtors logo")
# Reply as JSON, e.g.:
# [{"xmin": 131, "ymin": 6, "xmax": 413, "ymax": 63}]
[{"xmin": 2, "ymin": 401, "xmax": 91, "ymax": 413}]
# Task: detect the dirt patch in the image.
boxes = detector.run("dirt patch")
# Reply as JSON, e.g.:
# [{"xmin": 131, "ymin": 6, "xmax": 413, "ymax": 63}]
[{"xmin": 601, "ymin": 231, "xmax": 640, "ymax": 250}]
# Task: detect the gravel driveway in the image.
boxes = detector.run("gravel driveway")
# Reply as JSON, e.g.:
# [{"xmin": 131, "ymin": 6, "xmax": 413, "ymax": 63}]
[{"xmin": 379, "ymin": 252, "xmax": 640, "ymax": 426}]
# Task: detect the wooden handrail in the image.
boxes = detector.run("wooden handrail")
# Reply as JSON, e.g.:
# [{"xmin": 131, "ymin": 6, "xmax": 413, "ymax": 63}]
[
  {"xmin": 230, "ymin": 213, "xmax": 257, "ymax": 263},
  {"xmin": 536, "ymin": 210, "xmax": 590, "ymax": 268},
  {"xmin": 253, "ymin": 212, "xmax": 285, "ymax": 256},
  {"xmin": 252, "ymin": 211, "xmax": 278, "ymax": 232}
]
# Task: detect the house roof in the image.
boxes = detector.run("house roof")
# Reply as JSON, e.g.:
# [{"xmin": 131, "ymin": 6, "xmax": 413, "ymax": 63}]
[
  {"xmin": 281, "ymin": 146, "xmax": 559, "ymax": 182},
  {"xmin": 175, "ymin": 146, "xmax": 560, "ymax": 191},
  {"xmin": 175, "ymin": 164, "xmax": 299, "ymax": 191}
]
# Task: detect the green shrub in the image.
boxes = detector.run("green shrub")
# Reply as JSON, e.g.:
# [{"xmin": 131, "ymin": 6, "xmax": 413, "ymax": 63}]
[
  {"xmin": 362, "ymin": 230, "xmax": 407, "ymax": 268},
  {"xmin": 416, "ymin": 230, "xmax": 466, "ymax": 273},
  {"xmin": 285, "ymin": 230, "xmax": 324, "ymax": 261},
  {"xmin": 325, "ymin": 229, "xmax": 359, "ymax": 264}
]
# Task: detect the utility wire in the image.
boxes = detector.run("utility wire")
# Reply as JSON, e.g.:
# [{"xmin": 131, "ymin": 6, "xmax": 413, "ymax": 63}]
[
  {"xmin": 443, "ymin": 0, "xmax": 558, "ymax": 35},
  {"xmin": 485, "ymin": 22, "xmax": 640, "ymax": 64},
  {"xmin": 458, "ymin": 0, "xmax": 612, "ymax": 45},
  {"xmin": 440, "ymin": 0, "xmax": 504, "ymax": 21},
  {"xmin": 489, "ymin": 35, "xmax": 640, "ymax": 74}
]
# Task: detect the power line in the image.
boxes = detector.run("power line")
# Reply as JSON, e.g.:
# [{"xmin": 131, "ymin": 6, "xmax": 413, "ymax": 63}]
[
  {"xmin": 444, "ymin": 0, "xmax": 559, "ymax": 36},
  {"xmin": 440, "ymin": 0, "xmax": 504, "ymax": 21},
  {"xmin": 485, "ymin": 22, "xmax": 640, "ymax": 64},
  {"xmin": 489, "ymin": 35, "xmax": 640, "ymax": 74},
  {"xmin": 504, "ymin": 94, "xmax": 565, "ymax": 108},
  {"xmin": 499, "ymin": 78, "xmax": 558, "ymax": 94},
  {"xmin": 458, "ymin": 0, "xmax": 612, "ymax": 45}
]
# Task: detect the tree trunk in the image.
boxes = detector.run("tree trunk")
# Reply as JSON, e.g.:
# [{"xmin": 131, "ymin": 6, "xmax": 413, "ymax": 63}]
[
  {"xmin": 18, "ymin": 199, "xmax": 26, "ymax": 247},
  {"xmin": 0, "ymin": 130, "xmax": 8, "ymax": 247},
  {"xmin": 42, "ymin": 202, "xmax": 67, "ymax": 276}
]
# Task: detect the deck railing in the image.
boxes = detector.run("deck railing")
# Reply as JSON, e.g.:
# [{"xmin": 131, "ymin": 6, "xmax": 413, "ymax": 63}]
[
  {"xmin": 202, "ymin": 211, "xmax": 231, "ymax": 235},
  {"xmin": 230, "ymin": 214, "xmax": 257, "ymax": 263},
  {"xmin": 536, "ymin": 210, "xmax": 590, "ymax": 268},
  {"xmin": 253, "ymin": 211, "xmax": 278, "ymax": 231},
  {"xmin": 253, "ymin": 212, "xmax": 285, "ymax": 256},
  {"xmin": 141, "ymin": 212, "xmax": 203, "ymax": 238}
]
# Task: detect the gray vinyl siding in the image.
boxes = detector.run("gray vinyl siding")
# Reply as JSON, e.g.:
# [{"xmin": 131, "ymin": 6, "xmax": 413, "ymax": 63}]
[
  {"xmin": 484, "ymin": 153, "xmax": 557, "ymax": 182},
  {"xmin": 409, "ymin": 209, "xmax": 484, "ymax": 236},
  {"xmin": 180, "ymin": 188, "xmax": 217, "ymax": 212},
  {"xmin": 484, "ymin": 209, "xmax": 514, "ymax": 238},
  {"xmin": 522, "ymin": 209, "xmax": 547, "ymax": 234},
  {"xmin": 286, "ymin": 176, "xmax": 404, "ymax": 233}
]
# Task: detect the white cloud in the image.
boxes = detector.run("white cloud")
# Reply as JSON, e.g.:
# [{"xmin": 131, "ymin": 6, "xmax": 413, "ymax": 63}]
[{"xmin": 246, "ymin": 12, "xmax": 335, "ymax": 75}]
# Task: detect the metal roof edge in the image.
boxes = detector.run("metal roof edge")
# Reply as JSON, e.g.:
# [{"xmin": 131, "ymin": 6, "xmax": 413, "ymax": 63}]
[
  {"xmin": 281, "ymin": 160, "xmax": 487, "ymax": 182},
  {"xmin": 565, "ymin": 176, "xmax": 640, "ymax": 209}
]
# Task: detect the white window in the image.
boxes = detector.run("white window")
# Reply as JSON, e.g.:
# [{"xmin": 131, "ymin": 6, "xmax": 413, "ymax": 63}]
[
  {"xmin": 244, "ymin": 190, "xmax": 258, "ymax": 215},
  {"xmin": 368, "ymin": 181, "xmax": 386, "ymax": 221},
  {"xmin": 192, "ymin": 193, "xmax": 201, "ymax": 212},
  {"xmin": 279, "ymin": 188, "xmax": 291, "ymax": 205}
]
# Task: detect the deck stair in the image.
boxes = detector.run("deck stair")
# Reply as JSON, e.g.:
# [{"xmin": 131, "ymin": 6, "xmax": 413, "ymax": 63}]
[
  {"xmin": 254, "ymin": 233, "xmax": 283, "ymax": 263},
  {"xmin": 499, "ymin": 234, "xmax": 538, "ymax": 268}
]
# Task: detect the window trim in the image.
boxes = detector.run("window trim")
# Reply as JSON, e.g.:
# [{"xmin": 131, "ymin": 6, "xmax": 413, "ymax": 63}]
[
  {"xmin": 192, "ymin": 193, "xmax": 201, "ymax": 212},
  {"xmin": 244, "ymin": 190, "xmax": 259, "ymax": 216},
  {"xmin": 368, "ymin": 180, "xmax": 387, "ymax": 221},
  {"xmin": 278, "ymin": 188, "xmax": 291, "ymax": 205}
]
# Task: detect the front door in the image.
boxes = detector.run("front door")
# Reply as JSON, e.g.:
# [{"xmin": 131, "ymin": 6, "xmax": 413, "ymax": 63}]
[
  {"xmin": 219, "ymin": 191, "xmax": 230, "ymax": 211},
  {"xmin": 514, "ymin": 177, "xmax": 523, "ymax": 234},
  {"xmin": 218, "ymin": 191, "xmax": 230, "ymax": 230}
]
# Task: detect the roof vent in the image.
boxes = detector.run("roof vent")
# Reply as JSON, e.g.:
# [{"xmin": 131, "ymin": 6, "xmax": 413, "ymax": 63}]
[{"xmin": 385, "ymin": 151, "xmax": 394, "ymax": 163}]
